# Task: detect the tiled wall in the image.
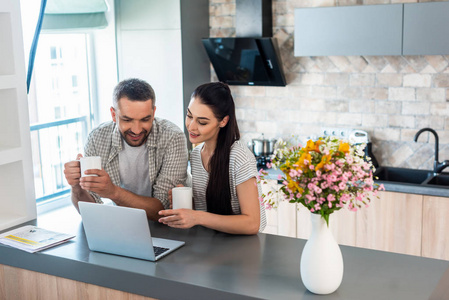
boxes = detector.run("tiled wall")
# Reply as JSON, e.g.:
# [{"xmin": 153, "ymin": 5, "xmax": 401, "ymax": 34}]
[{"xmin": 209, "ymin": 0, "xmax": 449, "ymax": 170}]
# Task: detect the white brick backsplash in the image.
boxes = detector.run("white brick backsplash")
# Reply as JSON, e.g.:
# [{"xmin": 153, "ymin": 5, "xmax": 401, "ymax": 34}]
[
  {"xmin": 416, "ymin": 88, "xmax": 446, "ymax": 102},
  {"xmin": 416, "ymin": 115, "xmax": 445, "ymax": 130},
  {"xmin": 434, "ymin": 74, "xmax": 449, "ymax": 88},
  {"xmin": 389, "ymin": 87, "xmax": 415, "ymax": 101},
  {"xmin": 209, "ymin": 0, "xmax": 449, "ymax": 169},
  {"xmin": 362, "ymin": 114, "xmax": 388, "ymax": 127},
  {"xmin": 325, "ymin": 99, "xmax": 349, "ymax": 112},
  {"xmin": 254, "ymin": 97, "xmax": 280, "ymax": 111},
  {"xmin": 299, "ymin": 73, "xmax": 324, "ymax": 85},
  {"xmin": 388, "ymin": 115, "xmax": 415, "ymax": 128},
  {"xmin": 234, "ymin": 96, "xmax": 255, "ymax": 108},
  {"xmin": 362, "ymin": 87, "xmax": 388, "ymax": 100},
  {"xmin": 425, "ymin": 55, "xmax": 449, "ymax": 72},
  {"xmin": 350, "ymin": 74, "xmax": 375, "ymax": 86},
  {"xmin": 375, "ymin": 101, "xmax": 402, "ymax": 115},
  {"xmin": 402, "ymin": 102, "xmax": 430, "ymax": 115},
  {"xmin": 324, "ymin": 73, "xmax": 349, "ymax": 86},
  {"xmin": 289, "ymin": 86, "xmax": 312, "ymax": 98},
  {"xmin": 374, "ymin": 128, "xmax": 401, "ymax": 141},
  {"xmin": 403, "ymin": 74, "xmax": 431, "ymax": 87},
  {"xmin": 401, "ymin": 129, "xmax": 420, "ymax": 142},
  {"xmin": 335, "ymin": 113, "xmax": 362, "ymax": 126},
  {"xmin": 337, "ymin": 86, "xmax": 362, "ymax": 100},
  {"xmin": 390, "ymin": 144, "xmax": 415, "ymax": 166},
  {"xmin": 376, "ymin": 74, "xmax": 402, "ymax": 87},
  {"xmin": 349, "ymin": 100, "xmax": 375, "ymax": 113},
  {"xmin": 300, "ymin": 98, "xmax": 326, "ymax": 111},
  {"xmin": 430, "ymin": 103, "xmax": 449, "ymax": 116},
  {"xmin": 266, "ymin": 86, "xmax": 289, "ymax": 97}
]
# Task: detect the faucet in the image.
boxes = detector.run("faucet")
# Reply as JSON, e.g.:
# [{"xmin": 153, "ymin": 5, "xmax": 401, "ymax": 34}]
[{"xmin": 414, "ymin": 128, "xmax": 449, "ymax": 174}]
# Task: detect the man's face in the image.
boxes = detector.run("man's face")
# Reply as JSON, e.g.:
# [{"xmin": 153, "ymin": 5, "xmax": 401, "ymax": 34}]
[{"xmin": 110, "ymin": 97, "xmax": 156, "ymax": 147}]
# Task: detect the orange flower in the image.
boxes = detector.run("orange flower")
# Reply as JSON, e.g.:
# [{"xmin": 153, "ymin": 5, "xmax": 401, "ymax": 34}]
[
  {"xmin": 338, "ymin": 142, "xmax": 350, "ymax": 153},
  {"xmin": 316, "ymin": 154, "xmax": 332, "ymax": 170}
]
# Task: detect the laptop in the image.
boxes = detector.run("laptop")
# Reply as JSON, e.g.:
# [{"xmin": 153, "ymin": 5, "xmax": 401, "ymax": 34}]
[{"xmin": 78, "ymin": 202, "xmax": 185, "ymax": 261}]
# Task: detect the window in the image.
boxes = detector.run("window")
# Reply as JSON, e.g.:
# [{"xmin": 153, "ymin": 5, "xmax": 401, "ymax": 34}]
[{"xmin": 28, "ymin": 33, "xmax": 94, "ymax": 204}]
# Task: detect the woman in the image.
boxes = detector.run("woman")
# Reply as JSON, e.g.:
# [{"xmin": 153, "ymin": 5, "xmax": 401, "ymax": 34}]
[{"xmin": 158, "ymin": 82, "xmax": 266, "ymax": 234}]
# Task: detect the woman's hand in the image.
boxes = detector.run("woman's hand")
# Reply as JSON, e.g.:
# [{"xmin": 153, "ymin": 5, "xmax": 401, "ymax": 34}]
[{"xmin": 158, "ymin": 209, "xmax": 199, "ymax": 229}]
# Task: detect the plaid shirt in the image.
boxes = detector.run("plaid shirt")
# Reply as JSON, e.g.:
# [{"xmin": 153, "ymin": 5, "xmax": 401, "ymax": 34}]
[{"xmin": 84, "ymin": 118, "xmax": 188, "ymax": 209}]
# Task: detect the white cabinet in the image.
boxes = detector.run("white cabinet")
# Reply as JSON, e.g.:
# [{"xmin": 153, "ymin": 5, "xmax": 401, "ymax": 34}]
[
  {"xmin": 0, "ymin": 1, "xmax": 36, "ymax": 230},
  {"xmin": 115, "ymin": 0, "xmax": 210, "ymax": 132},
  {"xmin": 261, "ymin": 180, "xmax": 297, "ymax": 237}
]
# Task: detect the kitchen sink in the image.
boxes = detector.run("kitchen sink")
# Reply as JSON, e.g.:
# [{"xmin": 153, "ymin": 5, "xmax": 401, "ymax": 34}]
[
  {"xmin": 375, "ymin": 166, "xmax": 449, "ymax": 189},
  {"xmin": 425, "ymin": 174, "xmax": 449, "ymax": 187},
  {"xmin": 374, "ymin": 167, "xmax": 433, "ymax": 185}
]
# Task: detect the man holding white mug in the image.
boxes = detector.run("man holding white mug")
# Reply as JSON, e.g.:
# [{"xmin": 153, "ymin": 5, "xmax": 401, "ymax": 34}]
[{"xmin": 63, "ymin": 78, "xmax": 188, "ymax": 221}]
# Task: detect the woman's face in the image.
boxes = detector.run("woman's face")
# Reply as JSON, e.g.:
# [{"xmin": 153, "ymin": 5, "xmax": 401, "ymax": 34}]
[{"xmin": 185, "ymin": 97, "xmax": 228, "ymax": 145}]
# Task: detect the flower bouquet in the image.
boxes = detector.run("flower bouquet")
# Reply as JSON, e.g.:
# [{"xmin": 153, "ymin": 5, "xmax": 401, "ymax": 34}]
[
  {"xmin": 259, "ymin": 136, "xmax": 384, "ymax": 226},
  {"xmin": 258, "ymin": 136, "xmax": 384, "ymax": 294}
]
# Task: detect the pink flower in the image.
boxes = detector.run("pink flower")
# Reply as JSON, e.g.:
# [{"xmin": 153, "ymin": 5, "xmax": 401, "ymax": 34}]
[
  {"xmin": 266, "ymin": 162, "xmax": 272, "ymax": 168},
  {"xmin": 277, "ymin": 174, "xmax": 283, "ymax": 180},
  {"xmin": 327, "ymin": 194, "xmax": 336, "ymax": 202}
]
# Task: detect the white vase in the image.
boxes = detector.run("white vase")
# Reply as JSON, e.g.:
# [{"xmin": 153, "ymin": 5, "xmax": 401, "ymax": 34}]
[{"xmin": 300, "ymin": 213, "xmax": 343, "ymax": 294}]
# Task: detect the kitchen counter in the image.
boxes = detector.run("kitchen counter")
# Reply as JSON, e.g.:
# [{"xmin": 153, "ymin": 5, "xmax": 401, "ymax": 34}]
[
  {"xmin": 0, "ymin": 205, "xmax": 448, "ymax": 299},
  {"xmin": 263, "ymin": 168, "xmax": 449, "ymax": 197}
]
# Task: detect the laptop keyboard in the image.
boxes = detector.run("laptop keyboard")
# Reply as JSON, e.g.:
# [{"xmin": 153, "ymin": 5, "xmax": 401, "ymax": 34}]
[{"xmin": 153, "ymin": 246, "xmax": 169, "ymax": 256}]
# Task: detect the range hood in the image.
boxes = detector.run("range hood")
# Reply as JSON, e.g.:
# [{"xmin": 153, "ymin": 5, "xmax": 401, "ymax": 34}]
[{"xmin": 203, "ymin": 0, "xmax": 286, "ymax": 87}]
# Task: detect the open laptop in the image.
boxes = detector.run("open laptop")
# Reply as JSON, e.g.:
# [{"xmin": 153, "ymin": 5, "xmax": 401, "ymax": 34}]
[{"xmin": 78, "ymin": 202, "xmax": 185, "ymax": 261}]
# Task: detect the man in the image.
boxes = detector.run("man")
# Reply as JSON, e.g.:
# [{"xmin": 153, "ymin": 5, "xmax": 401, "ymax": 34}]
[{"xmin": 64, "ymin": 78, "xmax": 188, "ymax": 221}]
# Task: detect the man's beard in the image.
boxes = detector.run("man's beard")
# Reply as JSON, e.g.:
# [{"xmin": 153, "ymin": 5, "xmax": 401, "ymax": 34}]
[{"xmin": 121, "ymin": 129, "xmax": 150, "ymax": 147}]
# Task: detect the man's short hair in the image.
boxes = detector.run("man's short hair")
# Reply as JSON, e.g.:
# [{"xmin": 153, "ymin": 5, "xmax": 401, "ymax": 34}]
[{"xmin": 113, "ymin": 78, "xmax": 156, "ymax": 108}]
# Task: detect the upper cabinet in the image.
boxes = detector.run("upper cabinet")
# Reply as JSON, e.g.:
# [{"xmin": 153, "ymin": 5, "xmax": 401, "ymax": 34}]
[
  {"xmin": 294, "ymin": 4, "xmax": 403, "ymax": 56},
  {"xmin": 403, "ymin": 2, "xmax": 449, "ymax": 55},
  {"xmin": 294, "ymin": 2, "xmax": 449, "ymax": 57}
]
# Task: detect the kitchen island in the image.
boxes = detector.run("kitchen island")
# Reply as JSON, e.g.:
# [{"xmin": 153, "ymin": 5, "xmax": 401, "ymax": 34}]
[{"xmin": 0, "ymin": 205, "xmax": 447, "ymax": 300}]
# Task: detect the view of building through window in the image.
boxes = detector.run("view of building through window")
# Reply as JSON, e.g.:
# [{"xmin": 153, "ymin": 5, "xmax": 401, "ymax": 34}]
[{"xmin": 28, "ymin": 34, "xmax": 93, "ymax": 203}]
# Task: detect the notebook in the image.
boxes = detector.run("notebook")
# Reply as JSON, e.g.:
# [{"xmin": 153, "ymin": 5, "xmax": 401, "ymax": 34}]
[{"xmin": 78, "ymin": 202, "xmax": 185, "ymax": 261}]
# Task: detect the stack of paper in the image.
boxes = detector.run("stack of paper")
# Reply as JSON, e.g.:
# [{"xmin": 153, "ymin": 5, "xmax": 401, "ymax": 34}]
[{"xmin": 0, "ymin": 225, "xmax": 75, "ymax": 253}]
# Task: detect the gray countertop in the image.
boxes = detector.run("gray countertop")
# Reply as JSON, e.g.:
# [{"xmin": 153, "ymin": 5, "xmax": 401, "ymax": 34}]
[
  {"xmin": 0, "ymin": 205, "xmax": 448, "ymax": 300},
  {"xmin": 263, "ymin": 168, "xmax": 449, "ymax": 198}
]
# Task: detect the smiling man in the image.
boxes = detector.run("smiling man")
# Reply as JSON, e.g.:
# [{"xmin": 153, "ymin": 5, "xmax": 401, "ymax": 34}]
[{"xmin": 64, "ymin": 78, "xmax": 188, "ymax": 220}]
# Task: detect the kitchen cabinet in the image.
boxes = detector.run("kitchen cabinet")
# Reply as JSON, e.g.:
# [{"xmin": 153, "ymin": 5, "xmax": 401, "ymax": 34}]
[
  {"xmin": 294, "ymin": 2, "xmax": 449, "ymax": 57},
  {"xmin": 403, "ymin": 2, "xmax": 449, "ymax": 55},
  {"xmin": 115, "ymin": 0, "xmax": 210, "ymax": 133},
  {"xmin": 422, "ymin": 195, "xmax": 449, "ymax": 260},
  {"xmin": 0, "ymin": 1, "xmax": 36, "ymax": 230},
  {"xmin": 294, "ymin": 4, "xmax": 403, "ymax": 56},
  {"xmin": 356, "ymin": 191, "xmax": 423, "ymax": 256},
  {"xmin": 261, "ymin": 180, "xmax": 297, "ymax": 237}
]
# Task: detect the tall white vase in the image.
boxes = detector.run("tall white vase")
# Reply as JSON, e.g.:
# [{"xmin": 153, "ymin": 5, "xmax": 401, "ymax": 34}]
[{"xmin": 300, "ymin": 213, "xmax": 343, "ymax": 294}]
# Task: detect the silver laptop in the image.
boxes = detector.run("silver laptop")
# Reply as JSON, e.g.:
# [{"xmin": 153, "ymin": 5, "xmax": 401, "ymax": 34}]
[{"xmin": 78, "ymin": 202, "xmax": 185, "ymax": 261}]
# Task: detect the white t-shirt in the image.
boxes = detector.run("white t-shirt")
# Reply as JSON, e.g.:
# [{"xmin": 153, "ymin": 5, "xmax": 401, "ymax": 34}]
[
  {"xmin": 190, "ymin": 141, "xmax": 267, "ymax": 232},
  {"xmin": 118, "ymin": 139, "xmax": 152, "ymax": 197}
]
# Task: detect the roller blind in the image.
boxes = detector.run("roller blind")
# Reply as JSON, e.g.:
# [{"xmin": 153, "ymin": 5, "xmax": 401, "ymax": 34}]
[{"xmin": 42, "ymin": 0, "xmax": 109, "ymax": 30}]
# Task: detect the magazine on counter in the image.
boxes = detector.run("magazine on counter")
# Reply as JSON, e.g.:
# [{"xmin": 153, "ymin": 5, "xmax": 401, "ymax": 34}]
[{"xmin": 0, "ymin": 225, "xmax": 75, "ymax": 253}]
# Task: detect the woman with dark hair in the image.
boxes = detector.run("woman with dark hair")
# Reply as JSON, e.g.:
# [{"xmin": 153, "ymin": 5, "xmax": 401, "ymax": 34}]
[{"xmin": 158, "ymin": 82, "xmax": 266, "ymax": 234}]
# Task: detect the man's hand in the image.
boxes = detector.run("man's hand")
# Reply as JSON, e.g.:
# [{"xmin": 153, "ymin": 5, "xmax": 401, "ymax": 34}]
[
  {"xmin": 64, "ymin": 154, "xmax": 83, "ymax": 187},
  {"xmin": 79, "ymin": 169, "xmax": 118, "ymax": 199}
]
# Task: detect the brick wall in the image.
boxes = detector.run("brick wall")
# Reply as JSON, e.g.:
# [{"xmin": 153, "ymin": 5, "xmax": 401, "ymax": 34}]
[{"xmin": 209, "ymin": 0, "xmax": 449, "ymax": 170}]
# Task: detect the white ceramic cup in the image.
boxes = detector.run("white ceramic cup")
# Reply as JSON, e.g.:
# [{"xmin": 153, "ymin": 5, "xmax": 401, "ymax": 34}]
[
  {"xmin": 79, "ymin": 156, "xmax": 101, "ymax": 177},
  {"xmin": 172, "ymin": 187, "xmax": 193, "ymax": 209}
]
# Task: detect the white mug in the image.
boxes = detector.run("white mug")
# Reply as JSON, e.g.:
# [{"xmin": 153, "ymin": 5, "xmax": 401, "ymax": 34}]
[
  {"xmin": 80, "ymin": 156, "xmax": 101, "ymax": 177},
  {"xmin": 172, "ymin": 187, "xmax": 193, "ymax": 209}
]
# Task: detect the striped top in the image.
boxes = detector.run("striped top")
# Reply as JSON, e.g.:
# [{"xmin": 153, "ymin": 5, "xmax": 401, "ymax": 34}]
[{"xmin": 190, "ymin": 141, "xmax": 267, "ymax": 232}]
